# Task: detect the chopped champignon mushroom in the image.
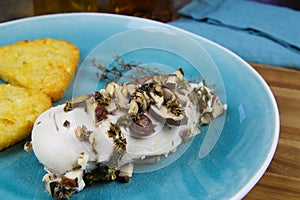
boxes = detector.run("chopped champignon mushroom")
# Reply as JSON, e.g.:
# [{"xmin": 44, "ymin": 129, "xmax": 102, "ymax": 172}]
[
  {"xmin": 165, "ymin": 74, "xmax": 177, "ymax": 90},
  {"xmin": 104, "ymin": 82, "xmax": 117, "ymax": 98},
  {"xmin": 78, "ymin": 152, "xmax": 89, "ymax": 170},
  {"xmin": 64, "ymin": 94, "xmax": 92, "ymax": 112},
  {"xmin": 149, "ymin": 105, "xmax": 188, "ymax": 126},
  {"xmin": 126, "ymin": 83, "xmax": 137, "ymax": 96},
  {"xmin": 118, "ymin": 163, "xmax": 134, "ymax": 183},
  {"xmin": 173, "ymin": 68, "xmax": 184, "ymax": 80},
  {"xmin": 212, "ymin": 96, "xmax": 227, "ymax": 118},
  {"xmin": 128, "ymin": 100, "xmax": 139, "ymax": 116},
  {"xmin": 149, "ymin": 91, "xmax": 164, "ymax": 109},
  {"xmin": 75, "ymin": 125, "xmax": 93, "ymax": 142},
  {"xmin": 24, "ymin": 141, "xmax": 32, "ymax": 152},
  {"xmin": 179, "ymin": 128, "xmax": 192, "ymax": 143},
  {"xmin": 115, "ymin": 83, "xmax": 130, "ymax": 109},
  {"xmin": 162, "ymin": 87, "xmax": 176, "ymax": 100},
  {"xmin": 43, "ymin": 169, "xmax": 85, "ymax": 200}
]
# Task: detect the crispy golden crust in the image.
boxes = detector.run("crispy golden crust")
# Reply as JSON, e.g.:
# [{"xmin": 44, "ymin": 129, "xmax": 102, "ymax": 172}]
[
  {"xmin": 0, "ymin": 84, "xmax": 52, "ymax": 151},
  {"xmin": 0, "ymin": 38, "xmax": 79, "ymax": 101}
]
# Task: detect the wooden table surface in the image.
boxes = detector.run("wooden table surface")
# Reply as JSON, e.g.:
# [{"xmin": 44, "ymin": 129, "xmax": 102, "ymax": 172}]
[{"xmin": 244, "ymin": 63, "xmax": 300, "ymax": 199}]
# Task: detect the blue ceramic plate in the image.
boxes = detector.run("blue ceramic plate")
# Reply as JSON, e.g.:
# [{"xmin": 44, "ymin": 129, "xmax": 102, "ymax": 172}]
[{"xmin": 0, "ymin": 13, "xmax": 279, "ymax": 200}]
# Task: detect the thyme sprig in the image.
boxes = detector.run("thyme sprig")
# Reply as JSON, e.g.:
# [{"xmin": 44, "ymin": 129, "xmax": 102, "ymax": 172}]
[{"xmin": 92, "ymin": 55, "xmax": 160, "ymax": 83}]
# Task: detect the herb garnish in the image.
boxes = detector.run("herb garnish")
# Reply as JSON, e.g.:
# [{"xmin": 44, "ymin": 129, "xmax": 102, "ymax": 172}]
[{"xmin": 92, "ymin": 55, "xmax": 160, "ymax": 83}]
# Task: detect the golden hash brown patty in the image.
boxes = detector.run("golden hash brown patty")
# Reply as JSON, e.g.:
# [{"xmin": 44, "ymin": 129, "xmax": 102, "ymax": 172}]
[
  {"xmin": 0, "ymin": 38, "xmax": 79, "ymax": 101},
  {"xmin": 0, "ymin": 84, "xmax": 51, "ymax": 151}
]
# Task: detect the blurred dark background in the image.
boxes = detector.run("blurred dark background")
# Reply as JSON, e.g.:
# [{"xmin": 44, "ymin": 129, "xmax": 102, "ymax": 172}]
[
  {"xmin": 0, "ymin": 0, "xmax": 300, "ymax": 23},
  {"xmin": 251, "ymin": 0, "xmax": 300, "ymax": 10}
]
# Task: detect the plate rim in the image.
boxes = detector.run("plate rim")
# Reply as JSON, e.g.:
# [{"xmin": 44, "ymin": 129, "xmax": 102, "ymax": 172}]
[{"xmin": 0, "ymin": 12, "xmax": 280, "ymax": 200}]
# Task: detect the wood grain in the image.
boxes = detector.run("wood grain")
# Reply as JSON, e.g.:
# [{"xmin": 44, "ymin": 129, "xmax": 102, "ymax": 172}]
[{"xmin": 244, "ymin": 63, "xmax": 300, "ymax": 199}]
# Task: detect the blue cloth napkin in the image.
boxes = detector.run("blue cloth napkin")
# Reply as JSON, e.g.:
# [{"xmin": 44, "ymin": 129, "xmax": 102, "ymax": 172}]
[{"xmin": 169, "ymin": 0, "xmax": 300, "ymax": 69}]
